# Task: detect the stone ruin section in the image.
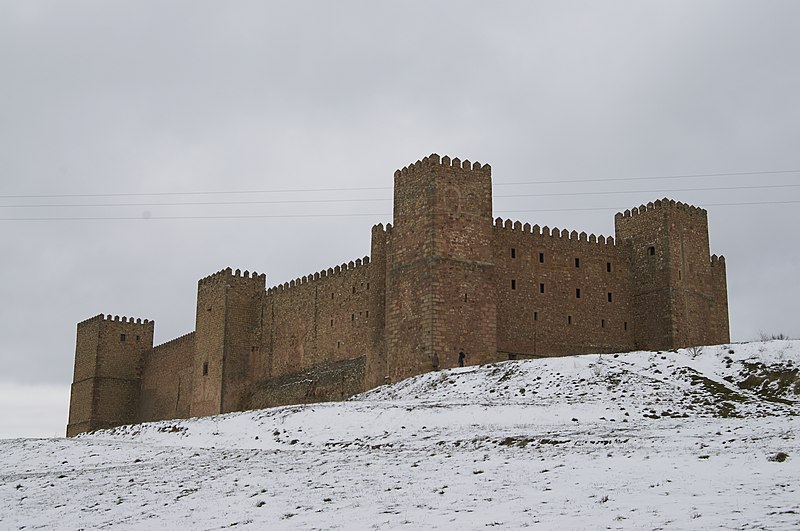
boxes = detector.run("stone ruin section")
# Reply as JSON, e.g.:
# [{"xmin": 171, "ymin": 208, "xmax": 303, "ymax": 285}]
[{"xmin": 67, "ymin": 154, "xmax": 730, "ymax": 436}]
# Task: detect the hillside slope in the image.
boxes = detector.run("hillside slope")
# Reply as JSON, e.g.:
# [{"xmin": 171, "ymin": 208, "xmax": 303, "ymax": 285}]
[{"xmin": 1, "ymin": 341, "xmax": 799, "ymax": 529}]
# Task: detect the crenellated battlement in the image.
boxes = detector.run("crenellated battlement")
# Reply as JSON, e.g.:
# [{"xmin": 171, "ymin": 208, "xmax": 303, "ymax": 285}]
[
  {"xmin": 77, "ymin": 313, "xmax": 154, "ymax": 327},
  {"xmin": 615, "ymin": 197, "xmax": 707, "ymax": 221},
  {"xmin": 493, "ymin": 217, "xmax": 617, "ymax": 247},
  {"xmin": 394, "ymin": 153, "xmax": 491, "ymax": 178},
  {"xmin": 266, "ymin": 255, "xmax": 372, "ymax": 295},
  {"xmin": 153, "ymin": 331, "xmax": 195, "ymax": 351},
  {"xmin": 710, "ymin": 254, "xmax": 726, "ymax": 267},
  {"xmin": 198, "ymin": 267, "xmax": 267, "ymax": 286}
]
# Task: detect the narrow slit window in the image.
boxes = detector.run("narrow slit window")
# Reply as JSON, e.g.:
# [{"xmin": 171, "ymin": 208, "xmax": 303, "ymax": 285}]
[
  {"xmin": 607, "ymin": 262, "xmax": 612, "ymax": 273},
  {"xmin": 575, "ymin": 257, "xmax": 580, "ymax": 268},
  {"xmin": 202, "ymin": 362, "xmax": 208, "ymax": 376},
  {"xmin": 576, "ymin": 288, "xmax": 581, "ymax": 299},
  {"xmin": 539, "ymin": 252, "xmax": 544, "ymax": 263},
  {"xmin": 337, "ymin": 341, "xmax": 341, "ymax": 349},
  {"xmin": 539, "ymin": 283, "xmax": 545, "ymax": 294},
  {"xmin": 624, "ymin": 321, "xmax": 628, "ymax": 331},
  {"xmin": 511, "ymin": 279, "xmax": 516, "ymax": 290},
  {"xmin": 330, "ymin": 319, "xmax": 334, "ymax": 327},
  {"xmin": 511, "ymin": 248, "xmax": 516, "ymax": 259},
  {"xmin": 648, "ymin": 246, "xmax": 656, "ymax": 256},
  {"xmin": 568, "ymin": 315, "xmax": 573, "ymax": 325},
  {"xmin": 120, "ymin": 333, "xmax": 126, "ymax": 342},
  {"xmin": 464, "ymin": 293, "xmax": 468, "ymax": 302},
  {"xmin": 608, "ymin": 292, "xmax": 613, "ymax": 302},
  {"xmin": 352, "ymin": 286, "xmax": 356, "ymax": 294},
  {"xmin": 601, "ymin": 319, "xmax": 606, "ymax": 328},
  {"xmin": 351, "ymin": 313, "xmax": 355, "ymax": 321},
  {"xmin": 365, "ymin": 310, "xmax": 369, "ymax": 318},
  {"xmin": 534, "ymin": 311, "xmax": 538, "ymax": 321},
  {"xmin": 366, "ymin": 283, "xmax": 370, "ymax": 290}
]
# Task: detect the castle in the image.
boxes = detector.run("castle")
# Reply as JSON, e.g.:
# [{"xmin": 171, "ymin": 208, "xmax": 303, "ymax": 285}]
[{"xmin": 67, "ymin": 154, "xmax": 730, "ymax": 436}]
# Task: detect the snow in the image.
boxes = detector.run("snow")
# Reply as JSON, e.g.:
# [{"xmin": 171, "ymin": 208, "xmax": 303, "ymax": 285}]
[{"xmin": 2, "ymin": 341, "xmax": 799, "ymax": 529}]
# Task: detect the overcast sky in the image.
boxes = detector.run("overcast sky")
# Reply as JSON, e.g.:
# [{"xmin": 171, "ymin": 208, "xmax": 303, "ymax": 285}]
[{"xmin": 2, "ymin": 1, "xmax": 799, "ymax": 438}]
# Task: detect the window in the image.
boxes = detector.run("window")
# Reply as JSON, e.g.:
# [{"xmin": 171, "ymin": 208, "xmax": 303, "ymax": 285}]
[
  {"xmin": 539, "ymin": 252, "xmax": 544, "ymax": 263},
  {"xmin": 202, "ymin": 362, "xmax": 208, "ymax": 376},
  {"xmin": 135, "ymin": 335, "xmax": 140, "ymax": 341},
  {"xmin": 575, "ymin": 257, "xmax": 580, "ymax": 268},
  {"xmin": 511, "ymin": 279, "xmax": 516, "ymax": 290},
  {"xmin": 601, "ymin": 319, "xmax": 606, "ymax": 328},
  {"xmin": 352, "ymin": 286, "xmax": 356, "ymax": 294},
  {"xmin": 511, "ymin": 248, "xmax": 516, "ymax": 259},
  {"xmin": 608, "ymin": 292, "xmax": 613, "ymax": 302},
  {"xmin": 648, "ymin": 246, "xmax": 656, "ymax": 256},
  {"xmin": 366, "ymin": 283, "xmax": 370, "ymax": 290},
  {"xmin": 576, "ymin": 288, "xmax": 581, "ymax": 299},
  {"xmin": 351, "ymin": 313, "xmax": 355, "ymax": 321},
  {"xmin": 624, "ymin": 321, "xmax": 628, "ymax": 331},
  {"xmin": 337, "ymin": 341, "xmax": 341, "ymax": 349},
  {"xmin": 568, "ymin": 315, "xmax": 573, "ymax": 325},
  {"xmin": 331, "ymin": 293, "xmax": 334, "ymax": 299},
  {"xmin": 330, "ymin": 319, "xmax": 334, "ymax": 327},
  {"xmin": 458, "ymin": 352, "xmax": 465, "ymax": 367},
  {"xmin": 607, "ymin": 262, "xmax": 612, "ymax": 273},
  {"xmin": 120, "ymin": 334, "xmax": 126, "ymax": 342},
  {"xmin": 464, "ymin": 293, "xmax": 468, "ymax": 302},
  {"xmin": 534, "ymin": 311, "xmax": 538, "ymax": 321},
  {"xmin": 366, "ymin": 310, "xmax": 369, "ymax": 318},
  {"xmin": 539, "ymin": 283, "xmax": 545, "ymax": 294}
]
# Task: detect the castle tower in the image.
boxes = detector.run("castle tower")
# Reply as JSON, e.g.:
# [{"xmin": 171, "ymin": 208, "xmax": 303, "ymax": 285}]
[
  {"xmin": 385, "ymin": 154, "xmax": 497, "ymax": 382},
  {"xmin": 66, "ymin": 314, "xmax": 154, "ymax": 436},
  {"xmin": 191, "ymin": 268, "xmax": 266, "ymax": 417},
  {"xmin": 615, "ymin": 199, "xmax": 730, "ymax": 350}
]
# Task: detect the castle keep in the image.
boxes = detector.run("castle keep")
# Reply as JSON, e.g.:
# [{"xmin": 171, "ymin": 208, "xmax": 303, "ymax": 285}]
[{"xmin": 67, "ymin": 154, "xmax": 730, "ymax": 436}]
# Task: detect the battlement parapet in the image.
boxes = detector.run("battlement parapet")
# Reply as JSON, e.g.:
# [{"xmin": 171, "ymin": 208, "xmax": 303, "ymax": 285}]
[
  {"xmin": 266, "ymin": 255, "xmax": 372, "ymax": 296},
  {"xmin": 153, "ymin": 331, "xmax": 195, "ymax": 351},
  {"xmin": 710, "ymin": 254, "xmax": 726, "ymax": 267},
  {"xmin": 493, "ymin": 217, "xmax": 617, "ymax": 247},
  {"xmin": 615, "ymin": 197, "xmax": 708, "ymax": 221},
  {"xmin": 198, "ymin": 267, "xmax": 267, "ymax": 287},
  {"xmin": 394, "ymin": 153, "xmax": 491, "ymax": 178},
  {"xmin": 77, "ymin": 313, "xmax": 154, "ymax": 328}
]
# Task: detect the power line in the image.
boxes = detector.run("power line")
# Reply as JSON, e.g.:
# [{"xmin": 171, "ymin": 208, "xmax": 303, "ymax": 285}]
[
  {"xmin": 1, "ymin": 168, "xmax": 798, "ymax": 200},
  {"xmin": 2, "ymin": 199, "xmax": 800, "ymax": 221},
  {"xmin": 495, "ymin": 168, "xmax": 800, "ymax": 186},
  {"xmin": 2, "ymin": 183, "xmax": 799, "ymax": 209}
]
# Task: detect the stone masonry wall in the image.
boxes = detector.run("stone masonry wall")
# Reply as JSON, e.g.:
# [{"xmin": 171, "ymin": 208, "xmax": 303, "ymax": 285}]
[
  {"xmin": 139, "ymin": 332, "xmax": 194, "ymax": 422},
  {"xmin": 493, "ymin": 221, "xmax": 635, "ymax": 358}
]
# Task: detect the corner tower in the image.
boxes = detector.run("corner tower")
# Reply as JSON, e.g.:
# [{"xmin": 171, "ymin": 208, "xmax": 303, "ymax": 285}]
[
  {"xmin": 615, "ymin": 199, "xmax": 730, "ymax": 350},
  {"xmin": 386, "ymin": 154, "xmax": 497, "ymax": 382},
  {"xmin": 67, "ymin": 314, "xmax": 154, "ymax": 436}
]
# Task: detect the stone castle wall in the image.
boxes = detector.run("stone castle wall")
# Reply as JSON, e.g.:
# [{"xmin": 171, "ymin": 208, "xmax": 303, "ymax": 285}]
[{"xmin": 67, "ymin": 154, "xmax": 731, "ymax": 436}]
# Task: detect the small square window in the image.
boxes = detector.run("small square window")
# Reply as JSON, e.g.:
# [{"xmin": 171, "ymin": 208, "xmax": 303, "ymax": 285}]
[
  {"xmin": 120, "ymin": 334, "xmax": 126, "ymax": 342},
  {"xmin": 648, "ymin": 246, "xmax": 656, "ymax": 256}
]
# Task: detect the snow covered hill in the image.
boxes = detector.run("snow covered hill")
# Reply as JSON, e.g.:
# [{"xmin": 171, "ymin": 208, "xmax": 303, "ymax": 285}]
[{"xmin": 2, "ymin": 341, "xmax": 799, "ymax": 529}]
